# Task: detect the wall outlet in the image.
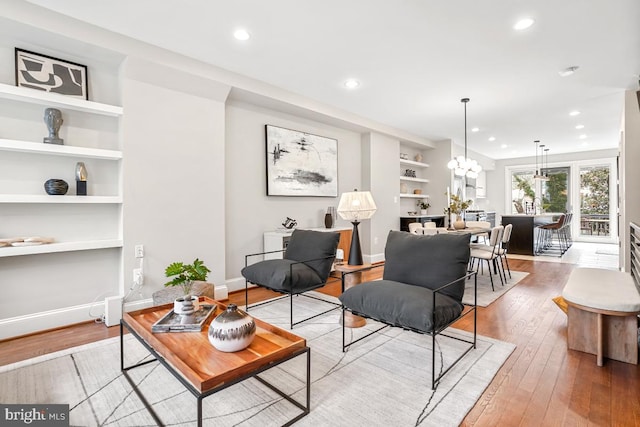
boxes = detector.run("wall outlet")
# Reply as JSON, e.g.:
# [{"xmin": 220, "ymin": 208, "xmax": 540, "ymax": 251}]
[
  {"xmin": 133, "ymin": 268, "xmax": 143, "ymax": 286},
  {"xmin": 134, "ymin": 244, "xmax": 144, "ymax": 258}
]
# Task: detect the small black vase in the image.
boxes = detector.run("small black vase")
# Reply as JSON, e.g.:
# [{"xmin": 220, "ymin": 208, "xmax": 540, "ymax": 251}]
[
  {"xmin": 324, "ymin": 213, "xmax": 334, "ymax": 228},
  {"xmin": 44, "ymin": 179, "xmax": 69, "ymax": 195}
]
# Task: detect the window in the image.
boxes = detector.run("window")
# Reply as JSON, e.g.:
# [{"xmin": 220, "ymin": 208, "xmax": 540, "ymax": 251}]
[
  {"xmin": 510, "ymin": 170, "xmax": 535, "ymax": 214},
  {"xmin": 579, "ymin": 165, "xmax": 610, "ymax": 237},
  {"xmin": 541, "ymin": 167, "xmax": 570, "ymax": 213}
]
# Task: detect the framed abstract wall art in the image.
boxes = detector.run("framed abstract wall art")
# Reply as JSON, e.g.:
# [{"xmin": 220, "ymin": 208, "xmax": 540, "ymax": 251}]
[
  {"xmin": 265, "ymin": 125, "xmax": 338, "ymax": 197},
  {"xmin": 15, "ymin": 48, "xmax": 88, "ymax": 100}
]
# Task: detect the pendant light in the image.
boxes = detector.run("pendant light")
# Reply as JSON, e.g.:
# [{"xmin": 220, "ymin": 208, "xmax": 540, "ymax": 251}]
[
  {"xmin": 533, "ymin": 140, "xmax": 550, "ymax": 181},
  {"xmin": 447, "ymin": 98, "xmax": 482, "ymax": 179},
  {"xmin": 533, "ymin": 140, "xmax": 548, "ymax": 181},
  {"xmin": 543, "ymin": 147, "xmax": 550, "ymax": 180},
  {"xmin": 539, "ymin": 143, "xmax": 549, "ymax": 181}
]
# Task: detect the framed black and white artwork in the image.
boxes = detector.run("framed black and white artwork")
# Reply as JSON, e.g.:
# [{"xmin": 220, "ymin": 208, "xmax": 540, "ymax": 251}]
[
  {"xmin": 15, "ymin": 48, "xmax": 88, "ymax": 100},
  {"xmin": 265, "ymin": 125, "xmax": 338, "ymax": 197}
]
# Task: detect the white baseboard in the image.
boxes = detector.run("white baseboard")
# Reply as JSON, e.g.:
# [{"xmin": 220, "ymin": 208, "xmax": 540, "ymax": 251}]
[
  {"xmin": 366, "ymin": 253, "xmax": 385, "ymax": 264},
  {"xmin": 0, "ymin": 297, "xmax": 157, "ymax": 340},
  {"xmin": 0, "ymin": 302, "xmax": 106, "ymax": 340},
  {"xmin": 226, "ymin": 277, "xmax": 253, "ymax": 294}
]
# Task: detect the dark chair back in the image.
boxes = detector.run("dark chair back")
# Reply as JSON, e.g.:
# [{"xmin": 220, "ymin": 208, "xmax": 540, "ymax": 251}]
[
  {"xmin": 382, "ymin": 230, "xmax": 470, "ymax": 301},
  {"xmin": 284, "ymin": 229, "xmax": 340, "ymax": 281}
]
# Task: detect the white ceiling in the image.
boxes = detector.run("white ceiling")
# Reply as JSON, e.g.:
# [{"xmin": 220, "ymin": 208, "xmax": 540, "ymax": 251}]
[{"xmin": 26, "ymin": 0, "xmax": 640, "ymax": 160}]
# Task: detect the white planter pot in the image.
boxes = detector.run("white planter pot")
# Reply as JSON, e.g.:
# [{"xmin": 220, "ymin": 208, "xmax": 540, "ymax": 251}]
[{"xmin": 174, "ymin": 296, "xmax": 199, "ymax": 314}]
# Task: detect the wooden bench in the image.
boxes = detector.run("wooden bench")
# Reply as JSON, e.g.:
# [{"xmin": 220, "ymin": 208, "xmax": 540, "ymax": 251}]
[
  {"xmin": 561, "ymin": 222, "xmax": 640, "ymax": 366},
  {"xmin": 562, "ymin": 267, "xmax": 640, "ymax": 366}
]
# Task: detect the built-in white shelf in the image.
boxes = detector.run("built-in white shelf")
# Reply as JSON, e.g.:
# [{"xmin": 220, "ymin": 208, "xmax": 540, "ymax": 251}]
[
  {"xmin": 0, "ymin": 239, "xmax": 123, "ymax": 257},
  {"xmin": 0, "ymin": 83, "xmax": 123, "ymax": 117},
  {"xmin": 0, "ymin": 195, "xmax": 122, "ymax": 203},
  {"xmin": 400, "ymin": 159, "xmax": 430, "ymax": 168},
  {"xmin": 0, "ymin": 138, "xmax": 122, "ymax": 160},
  {"xmin": 400, "ymin": 176, "xmax": 429, "ymax": 183},
  {"xmin": 400, "ymin": 194, "xmax": 430, "ymax": 199}
]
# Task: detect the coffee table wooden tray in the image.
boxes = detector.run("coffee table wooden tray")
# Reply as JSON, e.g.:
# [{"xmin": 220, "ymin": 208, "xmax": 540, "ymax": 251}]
[{"xmin": 123, "ymin": 297, "xmax": 307, "ymax": 392}]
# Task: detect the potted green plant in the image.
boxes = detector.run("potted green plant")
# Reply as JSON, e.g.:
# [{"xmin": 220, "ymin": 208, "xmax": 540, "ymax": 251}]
[
  {"xmin": 416, "ymin": 200, "xmax": 430, "ymax": 215},
  {"xmin": 164, "ymin": 258, "xmax": 211, "ymax": 313}
]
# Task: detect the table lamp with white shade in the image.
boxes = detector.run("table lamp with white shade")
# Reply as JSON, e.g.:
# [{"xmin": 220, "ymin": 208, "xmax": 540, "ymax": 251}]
[{"xmin": 337, "ymin": 190, "xmax": 377, "ymax": 265}]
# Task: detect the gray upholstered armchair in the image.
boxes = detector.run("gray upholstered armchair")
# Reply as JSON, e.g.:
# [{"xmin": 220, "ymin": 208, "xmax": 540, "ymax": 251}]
[
  {"xmin": 339, "ymin": 230, "xmax": 477, "ymax": 389},
  {"xmin": 242, "ymin": 229, "xmax": 341, "ymax": 328}
]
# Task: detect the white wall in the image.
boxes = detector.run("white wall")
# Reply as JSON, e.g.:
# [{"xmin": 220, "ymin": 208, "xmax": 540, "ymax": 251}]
[
  {"xmin": 121, "ymin": 59, "xmax": 228, "ymax": 302},
  {"xmin": 362, "ymin": 132, "xmax": 400, "ymax": 261},
  {"xmin": 224, "ymin": 101, "xmax": 363, "ymax": 291},
  {"xmin": 620, "ymin": 90, "xmax": 640, "ymax": 271}
]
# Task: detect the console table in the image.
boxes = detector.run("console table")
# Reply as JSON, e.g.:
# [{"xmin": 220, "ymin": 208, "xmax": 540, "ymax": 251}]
[{"xmin": 263, "ymin": 226, "xmax": 351, "ymax": 260}]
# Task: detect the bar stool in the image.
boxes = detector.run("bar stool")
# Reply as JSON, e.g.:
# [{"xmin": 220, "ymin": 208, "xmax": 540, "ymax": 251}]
[{"xmin": 537, "ymin": 214, "xmax": 568, "ymax": 256}]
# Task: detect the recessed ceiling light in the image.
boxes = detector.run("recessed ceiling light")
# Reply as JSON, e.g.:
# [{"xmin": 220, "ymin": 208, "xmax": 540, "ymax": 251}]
[
  {"xmin": 471, "ymin": 127, "xmax": 479, "ymax": 132},
  {"xmin": 344, "ymin": 79, "xmax": 360, "ymax": 89},
  {"xmin": 514, "ymin": 18, "xmax": 534, "ymax": 31},
  {"xmin": 233, "ymin": 29, "xmax": 250, "ymax": 41},
  {"xmin": 575, "ymin": 124, "xmax": 585, "ymax": 129},
  {"xmin": 488, "ymin": 136, "xmax": 496, "ymax": 142},
  {"xmin": 559, "ymin": 66, "xmax": 579, "ymax": 77},
  {"xmin": 501, "ymin": 144, "xmax": 508, "ymax": 148},
  {"xmin": 569, "ymin": 110, "xmax": 581, "ymax": 116},
  {"xmin": 579, "ymin": 134, "xmax": 587, "ymax": 139}
]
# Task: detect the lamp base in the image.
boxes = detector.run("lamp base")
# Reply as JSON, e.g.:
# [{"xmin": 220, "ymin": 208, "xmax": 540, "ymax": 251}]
[{"xmin": 348, "ymin": 221, "xmax": 363, "ymax": 265}]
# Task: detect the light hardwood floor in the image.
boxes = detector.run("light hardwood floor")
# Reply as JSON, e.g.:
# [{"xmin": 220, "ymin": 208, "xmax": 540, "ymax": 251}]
[{"xmin": 1, "ymin": 255, "xmax": 639, "ymax": 426}]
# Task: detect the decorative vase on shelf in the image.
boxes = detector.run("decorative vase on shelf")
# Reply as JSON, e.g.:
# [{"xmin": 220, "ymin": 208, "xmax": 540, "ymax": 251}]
[
  {"xmin": 400, "ymin": 182, "xmax": 408, "ymax": 193},
  {"xmin": 414, "ymin": 153, "xmax": 423, "ymax": 162},
  {"xmin": 420, "ymin": 209, "xmax": 427, "ymax": 215},
  {"xmin": 208, "ymin": 304, "xmax": 256, "ymax": 352},
  {"xmin": 453, "ymin": 215, "xmax": 466, "ymax": 230},
  {"xmin": 44, "ymin": 179, "xmax": 69, "ymax": 195},
  {"xmin": 324, "ymin": 207, "xmax": 334, "ymax": 228}
]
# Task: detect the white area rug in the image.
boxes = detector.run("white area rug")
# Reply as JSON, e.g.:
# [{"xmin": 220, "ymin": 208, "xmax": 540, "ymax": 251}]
[
  {"xmin": 463, "ymin": 270, "xmax": 529, "ymax": 307},
  {"xmin": 0, "ymin": 295, "xmax": 515, "ymax": 426}
]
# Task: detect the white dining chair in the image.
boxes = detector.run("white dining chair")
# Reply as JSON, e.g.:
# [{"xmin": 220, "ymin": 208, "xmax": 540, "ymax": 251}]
[
  {"xmin": 408, "ymin": 223, "xmax": 424, "ymax": 234},
  {"xmin": 469, "ymin": 225, "xmax": 504, "ymax": 291}
]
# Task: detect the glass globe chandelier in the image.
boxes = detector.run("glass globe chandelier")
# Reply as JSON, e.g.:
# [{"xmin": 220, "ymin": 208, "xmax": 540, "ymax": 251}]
[{"xmin": 447, "ymin": 98, "xmax": 482, "ymax": 179}]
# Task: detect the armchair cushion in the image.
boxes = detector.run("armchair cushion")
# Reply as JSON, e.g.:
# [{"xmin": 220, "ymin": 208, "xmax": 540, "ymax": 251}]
[
  {"xmin": 383, "ymin": 231, "xmax": 470, "ymax": 301},
  {"xmin": 339, "ymin": 280, "xmax": 464, "ymax": 332},
  {"xmin": 284, "ymin": 229, "xmax": 340, "ymax": 280},
  {"xmin": 241, "ymin": 259, "xmax": 323, "ymax": 293},
  {"xmin": 241, "ymin": 229, "xmax": 340, "ymax": 294}
]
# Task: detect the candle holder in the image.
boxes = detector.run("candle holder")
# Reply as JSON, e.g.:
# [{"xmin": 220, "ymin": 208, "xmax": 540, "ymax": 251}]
[{"xmin": 446, "ymin": 208, "xmax": 455, "ymax": 231}]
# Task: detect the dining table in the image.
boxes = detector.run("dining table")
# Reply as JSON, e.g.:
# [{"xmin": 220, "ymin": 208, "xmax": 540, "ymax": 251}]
[{"xmin": 437, "ymin": 226, "xmax": 492, "ymax": 236}]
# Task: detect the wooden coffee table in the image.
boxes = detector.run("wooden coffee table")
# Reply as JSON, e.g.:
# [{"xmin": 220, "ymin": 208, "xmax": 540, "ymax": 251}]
[{"xmin": 121, "ymin": 297, "xmax": 310, "ymax": 426}]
